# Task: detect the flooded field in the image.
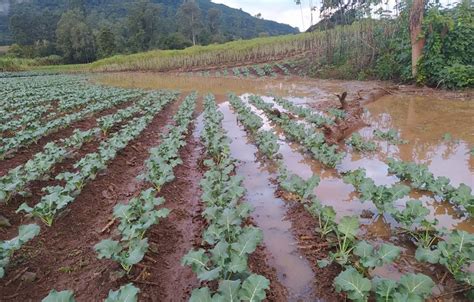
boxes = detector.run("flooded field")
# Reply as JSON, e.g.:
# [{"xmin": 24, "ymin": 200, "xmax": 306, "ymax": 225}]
[
  {"xmin": 94, "ymin": 72, "xmax": 474, "ymax": 300},
  {"xmin": 0, "ymin": 73, "xmax": 466, "ymax": 302}
]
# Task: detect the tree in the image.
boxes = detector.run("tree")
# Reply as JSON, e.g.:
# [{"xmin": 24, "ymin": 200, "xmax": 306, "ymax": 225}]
[
  {"xmin": 208, "ymin": 8, "xmax": 221, "ymax": 36},
  {"xmin": 56, "ymin": 10, "xmax": 96, "ymax": 63},
  {"xmin": 126, "ymin": 0, "xmax": 161, "ymax": 52},
  {"xmin": 162, "ymin": 32, "xmax": 192, "ymax": 50},
  {"xmin": 409, "ymin": 0, "xmax": 425, "ymax": 77},
  {"xmin": 177, "ymin": 0, "xmax": 203, "ymax": 45},
  {"xmin": 96, "ymin": 27, "xmax": 116, "ymax": 58}
]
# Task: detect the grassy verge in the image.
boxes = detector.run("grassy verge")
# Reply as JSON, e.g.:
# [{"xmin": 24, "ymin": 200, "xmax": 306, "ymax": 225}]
[
  {"xmin": 3, "ymin": 20, "xmax": 396, "ymax": 77},
  {"xmin": 88, "ymin": 20, "xmax": 394, "ymax": 73}
]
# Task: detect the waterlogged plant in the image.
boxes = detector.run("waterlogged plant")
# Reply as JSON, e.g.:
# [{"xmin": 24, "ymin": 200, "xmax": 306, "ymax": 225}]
[
  {"xmin": 184, "ymin": 94, "xmax": 270, "ymax": 301},
  {"xmin": 0, "ymin": 224, "xmax": 40, "ymax": 278},
  {"xmin": 346, "ymin": 133, "xmax": 377, "ymax": 153},
  {"xmin": 183, "ymin": 225, "xmax": 262, "ymax": 279},
  {"xmin": 415, "ymin": 230, "xmax": 474, "ymax": 281},
  {"xmin": 392, "ymin": 200, "xmax": 440, "ymax": 248},
  {"xmin": 448, "ymin": 184, "xmax": 474, "ymax": 216},
  {"xmin": 372, "ymin": 273, "xmax": 435, "ymax": 301},
  {"xmin": 188, "ymin": 274, "xmax": 270, "ymax": 301},
  {"xmin": 228, "ymin": 94, "xmax": 263, "ymax": 133},
  {"xmin": 255, "ymin": 130, "xmax": 280, "ymax": 158},
  {"xmin": 277, "ymin": 167, "xmax": 320, "ymax": 202},
  {"xmin": 318, "ymin": 216, "xmax": 360, "ymax": 267},
  {"xmin": 95, "ymin": 238, "xmax": 148, "ymax": 273},
  {"xmin": 201, "ymin": 95, "xmax": 231, "ymax": 162},
  {"xmin": 105, "ymin": 283, "xmax": 139, "ymax": 302},
  {"xmin": 387, "ymin": 158, "xmax": 473, "ymax": 216},
  {"xmin": 343, "ymin": 168, "xmax": 410, "ymax": 214},
  {"xmin": 335, "ymin": 265, "xmax": 434, "ymax": 301},
  {"xmin": 305, "ymin": 198, "xmax": 336, "ymax": 236},
  {"xmin": 273, "ymin": 97, "xmax": 333, "ymax": 128},
  {"xmin": 42, "ymin": 289, "xmax": 76, "ymax": 302},
  {"xmin": 353, "ymin": 241, "xmax": 401, "ymax": 271},
  {"xmin": 200, "ymin": 159, "xmax": 246, "ymax": 210},
  {"xmin": 334, "ymin": 267, "xmax": 371, "ymax": 301},
  {"xmin": 373, "ymin": 129, "xmax": 407, "ymax": 144},
  {"xmin": 310, "ymin": 143, "xmax": 346, "ymax": 168},
  {"xmin": 250, "ymin": 95, "xmax": 344, "ymax": 168},
  {"xmin": 328, "ymin": 108, "xmax": 346, "ymax": 120}
]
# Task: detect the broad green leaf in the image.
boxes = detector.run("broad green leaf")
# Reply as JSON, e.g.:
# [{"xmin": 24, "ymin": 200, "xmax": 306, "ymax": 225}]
[
  {"xmin": 354, "ymin": 241, "xmax": 374, "ymax": 259},
  {"xmin": 239, "ymin": 274, "xmax": 270, "ymax": 302},
  {"xmin": 210, "ymin": 241, "xmax": 229, "ymax": 263},
  {"xmin": 334, "ymin": 267, "xmax": 371, "ymax": 302},
  {"xmin": 337, "ymin": 216, "xmax": 359, "ymax": 239},
  {"xmin": 231, "ymin": 227, "xmax": 262, "ymax": 256},
  {"xmin": 94, "ymin": 239, "xmax": 122, "ymax": 259},
  {"xmin": 373, "ymin": 277, "xmax": 398, "ymax": 302},
  {"xmin": 17, "ymin": 224, "xmax": 40, "ymax": 242},
  {"xmin": 398, "ymin": 273, "xmax": 434, "ymax": 301},
  {"xmin": 228, "ymin": 252, "xmax": 248, "ymax": 273},
  {"xmin": 105, "ymin": 283, "xmax": 139, "ymax": 302},
  {"xmin": 377, "ymin": 244, "xmax": 401, "ymax": 265},
  {"xmin": 123, "ymin": 238, "xmax": 148, "ymax": 266},
  {"xmin": 42, "ymin": 289, "xmax": 76, "ymax": 302},
  {"xmin": 189, "ymin": 287, "xmax": 213, "ymax": 302},
  {"xmin": 182, "ymin": 249, "xmax": 209, "ymax": 273},
  {"xmin": 197, "ymin": 266, "xmax": 222, "ymax": 281},
  {"xmin": 415, "ymin": 247, "xmax": 440, "ymax": 264},
  {"xmin": 217, "ymin": 280, "xmax": 241, "ymax": 302}
]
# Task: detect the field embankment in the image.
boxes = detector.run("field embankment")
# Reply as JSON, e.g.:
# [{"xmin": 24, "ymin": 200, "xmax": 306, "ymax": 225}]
[{"xmin": 89, "ymin": 20, "xmax": 393, "ymax": 73}]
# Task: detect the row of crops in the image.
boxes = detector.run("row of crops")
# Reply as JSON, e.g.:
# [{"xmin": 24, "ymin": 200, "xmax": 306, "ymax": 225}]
[
  {"xmin": 181, "ymin": 95, "xmax": 271, "ymax": 300},
  {"xmin": 226, "ymin": 94, "xmax": 473, "ymax": 301},
  {"xmin": 0, "ymin": 75, "xmax": 148, "ymax": 158},
  {"xmin": 0, "ymin": 73, "xmax": 472, "ymax": 301},
  {"xmin": 0, "ymin": 74, "xmax": 189, "ymax": 300},
  {"xmin": 184, "ymin": 60, "xmax": 304, "ymax": 79}
]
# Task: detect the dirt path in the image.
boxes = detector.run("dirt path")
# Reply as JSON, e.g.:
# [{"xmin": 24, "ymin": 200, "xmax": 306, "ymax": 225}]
[{"xmin": 0, "ymin": 98, "xmax": 180, "ymax": 301}]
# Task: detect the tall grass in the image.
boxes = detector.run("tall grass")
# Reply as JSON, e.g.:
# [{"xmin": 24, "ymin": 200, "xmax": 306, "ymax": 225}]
[
  {"xmin": 0, "ymin": 45, "xmax": 9, "ymax": 56},
  {"xmin": 90, "ymin": 20, "xmax": 398, "ymax": 73},
  {"xmin": 0, "ymin": 57, "xmax": 39, "ymax": 72}
]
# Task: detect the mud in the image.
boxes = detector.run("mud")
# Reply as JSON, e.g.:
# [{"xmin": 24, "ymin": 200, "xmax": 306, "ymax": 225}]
[
  {"xmin": 221, "ymin": 102, "xmax": 316, "ymax": 301},
  {"xmin": 0, "ymin": 99, "xmax": 136, "ymax": 177},
  {"xmin": 130, "ymin": 125, "xmax": 204, "ymax": 301},
  {"xmin": 0, "ymin": 98, "xmax": 181, "ymax": 301}
]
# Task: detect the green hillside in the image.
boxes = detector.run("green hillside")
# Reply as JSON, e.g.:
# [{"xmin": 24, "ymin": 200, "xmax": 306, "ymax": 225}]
[{"xmin": 0, "ymin": 0, "xmax": 298, "ymax": 46}]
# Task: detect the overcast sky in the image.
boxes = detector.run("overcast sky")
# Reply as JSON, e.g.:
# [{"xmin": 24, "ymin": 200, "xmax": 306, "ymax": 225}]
[
  {"xmin": 212, "ymin": 0, "xmax": 315, "ymax": 31},
  {"xmin": 212, "ymin": 0, "xmax": 459, "ymax": 32}
]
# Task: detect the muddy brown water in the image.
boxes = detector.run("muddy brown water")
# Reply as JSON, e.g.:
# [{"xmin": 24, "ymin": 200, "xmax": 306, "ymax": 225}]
[
  {"xmin": 96, "ymin": 72, "xmax": 473, "ymax": 299},
  {"xmin": 220, "ymin": 102, "xmax": 316, "ymax": 301}
]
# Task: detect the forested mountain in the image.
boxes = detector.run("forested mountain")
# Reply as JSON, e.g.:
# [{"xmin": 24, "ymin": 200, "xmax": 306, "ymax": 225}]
[{"xmin": 0, "ymin": 0, "xmax": 298, "ymax": 62}]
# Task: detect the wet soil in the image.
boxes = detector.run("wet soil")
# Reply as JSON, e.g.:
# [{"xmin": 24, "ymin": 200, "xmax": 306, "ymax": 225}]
[
  {"xmin": 0, "ymin": 99, "xmax": 180, "ymax": 301},
  {"xmin": 0, "ymin": 99, "xmax": 136, "ymax": 177},
  {"xmin": 0, "ymin": 109, "xmax": 148, "ymax": 241}
]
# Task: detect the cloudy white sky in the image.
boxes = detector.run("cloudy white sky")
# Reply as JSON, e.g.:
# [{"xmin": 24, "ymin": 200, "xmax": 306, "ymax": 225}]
[
  {"xmin": 212, "ymin": 0, "xmax": 316, "ymax": 31},
  {"xmin": 212, "ymin": 0, "xmax": 459, "ymax": 32}
]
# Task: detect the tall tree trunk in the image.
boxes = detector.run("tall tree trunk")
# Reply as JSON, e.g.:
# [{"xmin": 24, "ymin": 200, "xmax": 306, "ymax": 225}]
[
  {"xmin": 191, "ymin": 11, "xmax": 196, "ymax": 45},
  {"xmin": 409, "ymin": 0, "xmax": 425, "ymax": 78}
]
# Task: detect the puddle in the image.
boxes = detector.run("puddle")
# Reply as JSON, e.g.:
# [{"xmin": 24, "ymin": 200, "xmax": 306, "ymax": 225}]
[
  {"xmin": 241, "ymin": 93, "xmax": 473, "ymax": 234},
  {"xmin": 219, "ymin": 102, "xmax": 316, "ymax": 301},
  {"xmin": 94, "ymin": 72, "xmax": 382, "ymax": 102},
  {"xmin": 363, "ymin": 95, "xmax": 473, "ymax": 186}
]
